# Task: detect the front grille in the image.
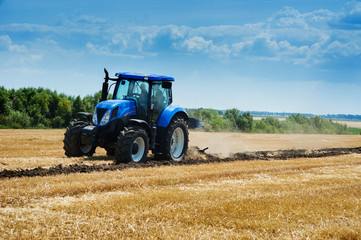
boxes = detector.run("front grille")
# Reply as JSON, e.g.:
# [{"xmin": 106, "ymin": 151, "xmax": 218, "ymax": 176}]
[{"xmin": 97, "ymin": 108, "xmax": 107, "ymax": 123}]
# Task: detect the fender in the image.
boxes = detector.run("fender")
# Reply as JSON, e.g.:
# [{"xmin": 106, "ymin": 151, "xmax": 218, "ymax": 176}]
[
  {"xmin": 157, "ymin": 105, "xmax": 188, "ymax": 127},
  {"xmin": 128, "ymin": 119, "xmax": 149, "ymax": 131}
]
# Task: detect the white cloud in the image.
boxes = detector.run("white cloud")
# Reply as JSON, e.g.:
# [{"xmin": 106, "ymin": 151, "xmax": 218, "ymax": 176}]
[
  {"xmin": 231, "ymin": 40, "xmax": 253, "ymax": 54},
  {"xmin": 1, "ymin": 2, "xmax": 360, "ymax": 66},
  {"xmin": 77, "ymin": 15, "xmax": 107, "ymax": 24},
  {"xmin": 31, "ymin": 54, "xmax": 43, "ymax": 61},
  {"xmin": 326, "ymin": 40, "xmax": 361, "ymax": 56},
  {"xmin": 0, "ymin": 23, "xmax": 55, "ymax": 33},
  {"xmin": 332, "ymin": 1, "xmax": 361, "ymax": 29},
  {"xmin": 0, "ymin": 35, "xmax": 26, "ymax": 52},
  {"xmin": 181, "ymin": 36, "xmax": 212, "ymax": 52},
  {"xmin": 178, "ymin": 36, "xmax": 231, "ymax": 58},
  {"xmin": 209, "ymin": 44, "xmax": 231, "ymax": 58},
  {"xmin": 268, "ymin": 6, "xmax": 333, "ymax": 29},
  {"xmin": 86, "ymin": 42, "xmax": 147, "ymax": 58}
]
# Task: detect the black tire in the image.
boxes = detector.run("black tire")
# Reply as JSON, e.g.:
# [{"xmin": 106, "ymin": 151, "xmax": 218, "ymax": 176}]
[
  {"xmin": 115, "ymin": 127, "xmax": 149, "ymax": 164},
  {"xmin": 63, "ymin": 121, "xmax": 96, "ymax": 157},
  {"xmin": 161, "ymin": 117, "xmax": 189, "ymax": 161},
  {"xmin": 105, "ymin": 147, "xmax": 115, "ymax": 156}
]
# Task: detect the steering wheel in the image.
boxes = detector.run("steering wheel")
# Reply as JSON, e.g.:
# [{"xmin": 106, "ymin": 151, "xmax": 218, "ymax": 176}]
[{"xmin": 130, "ymin": 93, "xmax": 141, "ymax": 98}]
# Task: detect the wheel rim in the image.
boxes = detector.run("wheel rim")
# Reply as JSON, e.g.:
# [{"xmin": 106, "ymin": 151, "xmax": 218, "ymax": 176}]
[
  {"xmin": 80, "ymin": 145, "xmax": 92, "ymax": 154},
  {"xmin": 132, "ymin": 137, "xmax": 145, "ymax": 162},
  {"xmin": 171, "ymin": 127, "xmax": 185, "ymax": 159}
]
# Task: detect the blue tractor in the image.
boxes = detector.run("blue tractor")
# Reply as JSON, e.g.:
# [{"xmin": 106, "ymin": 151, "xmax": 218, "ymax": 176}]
[{"xmin": 63, "ymin": 69, "xmax": 203, "ymax": 163}]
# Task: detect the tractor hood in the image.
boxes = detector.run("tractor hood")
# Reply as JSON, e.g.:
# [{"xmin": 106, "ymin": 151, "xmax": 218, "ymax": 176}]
[{"xmin": 92, "ymin": 99, "xmax": 136, "ymax": 126}]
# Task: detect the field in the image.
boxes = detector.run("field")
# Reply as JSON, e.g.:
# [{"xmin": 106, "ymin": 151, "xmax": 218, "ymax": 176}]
[{"xmin": 1, "ymin": 129, "xmax": 361, "ymax": 239}]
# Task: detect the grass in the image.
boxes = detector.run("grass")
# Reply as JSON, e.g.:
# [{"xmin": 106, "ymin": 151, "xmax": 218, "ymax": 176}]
[
  {"xmin": 348, "ymin": 127, "xmax": 361, "ymax": 135},
  {"xmin": 1, "ymin": 130, "xmax": 361, "ymax": 239}
]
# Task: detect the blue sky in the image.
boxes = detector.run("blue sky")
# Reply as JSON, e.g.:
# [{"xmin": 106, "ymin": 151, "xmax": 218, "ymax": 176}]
[{"xmin": 0, "ymin": 0, "xmax": 361, "ymax": 115}]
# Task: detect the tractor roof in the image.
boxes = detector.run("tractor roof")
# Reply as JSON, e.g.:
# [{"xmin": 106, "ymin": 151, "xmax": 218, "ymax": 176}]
[{"xmin": 115, "ymin": 72, "xmax": 174, "ymax": 81}]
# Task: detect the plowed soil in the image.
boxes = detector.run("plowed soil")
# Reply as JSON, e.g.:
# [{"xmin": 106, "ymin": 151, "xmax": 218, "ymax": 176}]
[
  {"xmin": 1, "ymin": 146, "xmax": 361, "ymax": 179},
  {"xmin": 1, "ymin": 129, "xmax": 361, "ymax": 179}
]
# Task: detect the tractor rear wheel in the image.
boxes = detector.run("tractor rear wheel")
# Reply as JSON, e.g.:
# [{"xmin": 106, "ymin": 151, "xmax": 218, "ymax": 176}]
[
  {"xmin": 63, "ymin": 121, "xmax": 96, "ymax": 157},
  {"xmin": 115, "ymin": 127, "xmax": 149, "ymax": 164},
  {"xmin": 105, "ymin": 147, "xmax": 115, "ymax": 156},
  {"xmin": 161, "ymin": 117, "xmax": 189, "ymax": 161}
]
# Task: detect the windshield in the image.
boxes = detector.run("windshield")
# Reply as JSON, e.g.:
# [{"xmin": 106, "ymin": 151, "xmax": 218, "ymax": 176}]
[
  {"xmin": 115, "ymin": 80, "xmax": 130, "ymax": 100},
  {"xmin": 115, "ymin": 80, "xmax": 149, "ymax": 100}
]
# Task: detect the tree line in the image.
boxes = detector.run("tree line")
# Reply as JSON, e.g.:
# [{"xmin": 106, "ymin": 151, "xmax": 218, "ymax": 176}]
[
  {"xmin": 187, "ymin": 108, "xmax": 358, "ymax": 135},
  {"xmin": 0, "ymin": 86, "xmax": 101, "ymax": 128},
  {"xmin": 0, "ymin": 87, "xmax": 358, "ymax": 134}
]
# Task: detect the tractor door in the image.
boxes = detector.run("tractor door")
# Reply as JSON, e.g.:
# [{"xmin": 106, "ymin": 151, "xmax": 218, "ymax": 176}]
[
  {"xmin": 115, "ymin": 80, "xmax": 149, "ymax": 121},
  {"xmin": 150, "ymin": 82, "xmax": 171, "ymax": 122},
  {"xmin": 129, "ymin": 81, "xmax": 149, "ymax": 121}
]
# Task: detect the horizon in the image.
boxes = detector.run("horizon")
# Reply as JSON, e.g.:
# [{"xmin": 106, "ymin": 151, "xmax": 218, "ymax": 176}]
[
  {"xmin": 3, "ymin": 84, "xmax": 361, "ymax": 117},
  {"xmin": 0, "ymin": 0, "xmax": 361, "ymax": 115}
]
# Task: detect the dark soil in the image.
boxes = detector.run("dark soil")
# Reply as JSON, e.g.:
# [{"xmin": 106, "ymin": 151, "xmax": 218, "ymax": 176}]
[{"xmin": 1, "ymin": 146, "xmax": 361, "ymax": 179}]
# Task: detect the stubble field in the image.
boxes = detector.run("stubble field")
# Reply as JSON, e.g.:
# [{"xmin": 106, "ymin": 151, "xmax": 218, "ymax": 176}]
[{"xmin": 0, "ymin": 129, "xmax": 361, "ymax": 239}]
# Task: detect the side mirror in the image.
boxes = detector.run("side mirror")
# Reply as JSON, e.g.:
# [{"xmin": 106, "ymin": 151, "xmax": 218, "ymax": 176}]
[{"xmin": 162, "ymin": 82, "xmax": 172, "ymax": 89}]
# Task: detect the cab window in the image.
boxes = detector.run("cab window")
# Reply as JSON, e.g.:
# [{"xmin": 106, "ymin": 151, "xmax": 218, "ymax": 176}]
[
  {"xmin": 151, "ymin": 82, "xmax": 170, "ymax": 121},
  {"xmin": 115, "ymin": 80, "xmax": 130, "ymax": 100}
]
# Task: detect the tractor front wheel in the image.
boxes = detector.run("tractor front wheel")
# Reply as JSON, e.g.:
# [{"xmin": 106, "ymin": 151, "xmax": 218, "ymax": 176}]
[
  {"xmin": 161, "ymin": 117, "xmax": 189, "ymax": 161},
  {"xmin": 115, "ymin": 127, "xmax": 149, "ymax": 164},
  {"xmin": 63, "ymin": 121, "xmax": 96, "ymax": 157}
]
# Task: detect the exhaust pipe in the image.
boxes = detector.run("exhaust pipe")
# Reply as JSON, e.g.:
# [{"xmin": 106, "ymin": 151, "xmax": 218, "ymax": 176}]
[{"xmin": 101, "ymin": 68, "xmax": 110, "ymax": 102}]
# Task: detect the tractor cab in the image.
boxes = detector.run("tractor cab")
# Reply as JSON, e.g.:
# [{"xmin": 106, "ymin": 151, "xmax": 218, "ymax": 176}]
[{"xmin": 112, "ymin": 72, "xmax": 173, "ymax": 123}]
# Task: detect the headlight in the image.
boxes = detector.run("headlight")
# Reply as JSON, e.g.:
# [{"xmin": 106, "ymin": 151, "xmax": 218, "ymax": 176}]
[
  {"xmin": 100, "ymin": 109, "xmax": 111, "ymax": 126},
  {"xmin": 92, "ymin": 109, "xmax": 98, "ymax": 125}
]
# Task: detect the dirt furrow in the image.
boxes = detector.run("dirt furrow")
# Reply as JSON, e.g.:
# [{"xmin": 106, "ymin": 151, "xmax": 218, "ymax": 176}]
[{"xmin": 1, "ymin": 146, "xmax": 361, "ymax": 179}]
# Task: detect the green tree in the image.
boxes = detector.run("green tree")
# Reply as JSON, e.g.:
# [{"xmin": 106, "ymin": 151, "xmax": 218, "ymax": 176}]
[
  {"xmin": 0, "ymin": 86, "xmax": 10, "ymax": 115},
  {"xmin": 224, "ymin": 108, "xmax": 239, "ymax": 129},
  {"xmin": 236, "ymin": 112, "xmax": 253, "ymax": 132},
  {"xmin": 72, "ymin": 95, "xmax": 85, "ymax": 118},
  {"xmin": 6, "ymin": 110, "xmax": 31, "ymax": 128},
  {"xmin": 48, "ymin": 91, "xmax": 61, "ymax": 119},
  {"xmin": 9, "ymin": 89, "xmax": 26, "ymax": 112},
  {"xmin": 254, "ymin": 117, "xmax": 282, "ymax": 133},
  {"xmin": 32, "ymin": 90, "xmax": 50, "ymax": 115},
  {"xmin": 52, "ymin": 116, "xmax": 65, "ymax": 128},
  {"xmin": 57, "ymin": 97, "xmax": 72, "ymax": 127},
  {"xmin": 224, "ymin": 109, "xmax": 253, "ymax": 132}
]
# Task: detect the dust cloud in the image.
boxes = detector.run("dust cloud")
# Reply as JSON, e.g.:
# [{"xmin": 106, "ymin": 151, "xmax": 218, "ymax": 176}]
[{"xmin": 189, "ymin": 131, "xmax": 361, "ymax": 156}]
